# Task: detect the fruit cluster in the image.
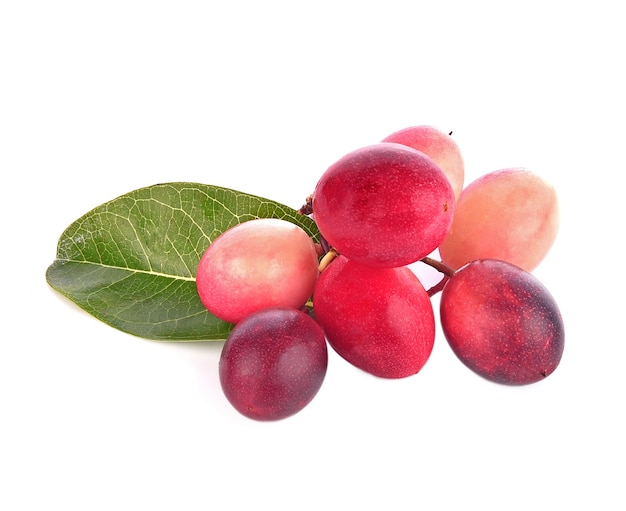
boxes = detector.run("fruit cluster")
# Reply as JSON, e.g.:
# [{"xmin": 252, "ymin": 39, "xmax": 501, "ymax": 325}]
[{"xmin": 195, "ymin": 125, "xmax": 564, "ymax": 421}]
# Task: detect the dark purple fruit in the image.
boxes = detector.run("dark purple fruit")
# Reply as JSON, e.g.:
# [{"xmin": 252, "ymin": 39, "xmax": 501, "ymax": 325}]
[
  {"xmin": 219, "ymin": 307, "xmax": 328, "ymax": 421},
  {"xmin": 440, "ymin": 259, "xmax": 564, "ymax": 385}
]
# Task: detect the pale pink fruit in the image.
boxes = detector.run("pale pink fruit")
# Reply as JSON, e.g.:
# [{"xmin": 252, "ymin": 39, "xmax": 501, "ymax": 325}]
[
  {"xmin": 439, "ymin": 168, "xmax": 559, "ymax": 272},
  {"xmin": 196, "ymin": 218, "xmax": 319, "ymax": 324}
]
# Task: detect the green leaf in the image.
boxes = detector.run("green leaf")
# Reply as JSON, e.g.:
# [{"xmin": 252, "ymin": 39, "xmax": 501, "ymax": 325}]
[{"xmin": 46, "ymin": 182, "xmax": 320, "ymax": 341}]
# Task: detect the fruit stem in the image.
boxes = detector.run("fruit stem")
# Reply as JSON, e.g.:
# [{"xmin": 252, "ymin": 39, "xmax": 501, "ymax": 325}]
[
  {"xmin": 420, "ymin": 256, "xmax": 455, "ymax": 277},
  {"xmin": 297, "ymin": 194, "xmax": 314, "ymax": 216},
  {"xmin": 318, "ymin": 248, "xmax": 339, "ymax": 272},
  {"xmin": 426, "ymin": 276, "xmax": 449, "ymax": 297},
  {"xmin": 319, "ymin": 234, "xmax": 331, "ymax": 255}
]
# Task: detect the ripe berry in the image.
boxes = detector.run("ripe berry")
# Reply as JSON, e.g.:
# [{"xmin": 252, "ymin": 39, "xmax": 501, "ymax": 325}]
[
  {"xmin": 440, "ymin": 259, "xmax": 565, "ymax": 385},
  {"xmin": 196, "ymin": 218, "xmax": 319, "ymax": 324},
  {"xmin": 439, "ymin": 168, "xmax": 559, "ymax": 272},
  {"xmin": 312, "ymin": 143, "xmax": 455, "ymax": 268},
  {"xmin": 313, "ymin": 255, "xmax": 435, "ymax": 378},
  {"xmin": 219, "ymin": 307, "xmax": 328, "ymax": 421}
]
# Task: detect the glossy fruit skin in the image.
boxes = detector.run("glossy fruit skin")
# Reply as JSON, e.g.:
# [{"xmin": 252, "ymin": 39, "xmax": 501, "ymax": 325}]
[
  {"xmin": 313, "ymin": 255, "xmax": 435, "ymax": 378},
  {"xmin": 382, "ymin": 125, "xmax": 464, "ymax": 200},
  {"xmin": 195, "ymin": 218, "xmax": 319, "ymax": 324},
  {"xmin": 312, "ymin": 142, "xmax": 455, "ymax": 268},
  {"xmin": 440, "ymin": 259, "xmax": 564, "ymax": 385},
  {"xmin": 219, "ymin": 307, "xmax": 328, "ymax": 421},
  {"xmin": 438, "ymin": 168, "xmax": 559, "ymax": 272}
]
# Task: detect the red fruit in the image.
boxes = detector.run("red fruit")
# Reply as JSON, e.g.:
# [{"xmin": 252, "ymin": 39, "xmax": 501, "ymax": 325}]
[
  {"xmin": 219, "ymin": 307, "xmax": 328, "ymax": 421},
  {"xmin": 312, "ymin": 143, "xmax": 455, "ymax": 268},
  {"xmin": 313, "ymin": 255, "xmax": 435, "ymax": 378},
  {"xmin": 440, "ymin": 259, "xmax": 565, "ymax": 385}
]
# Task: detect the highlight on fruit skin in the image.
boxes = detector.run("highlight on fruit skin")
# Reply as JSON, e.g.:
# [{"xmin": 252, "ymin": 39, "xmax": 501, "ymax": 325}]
[
  {"xmin": 439, "ymin": 259, "xmax": 565, "ymax": 386},
  {"xmin": 438, "ymin": 167, "xmax": 559, "ymax": 272}
]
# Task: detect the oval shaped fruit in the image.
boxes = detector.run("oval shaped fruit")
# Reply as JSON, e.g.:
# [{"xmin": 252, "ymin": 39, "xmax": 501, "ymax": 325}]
[
  {"xmin": 313, "ymin": 255, "xmax": 435, "ymax": 378},
  {"xmin": 312, "ymin": 142, "xmax": 455, "ymax": 268},
  {"xmin": 219, "ymin": 307, "xmax": 328, "ymax": 421},
  {"xmin": 382, "ymin": 125, "xmax": 464, "ymax": 199},
  {"xmin": 438, "ymin": 168, "xmax": 559, "ymax": 272},
  {"xmin": 196, "ymin": 218, "xmax": 319, "ymax": 324},
  {"xmin": 440, "ymin": 259, "xmax": 565, "ymax": 385}
]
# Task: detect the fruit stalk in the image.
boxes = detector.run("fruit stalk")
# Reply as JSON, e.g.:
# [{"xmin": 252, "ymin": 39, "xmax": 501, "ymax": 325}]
[
  {"xmin": 420, "ymin": 256, "xmax": 456, "ymax": 297},
  {"xmin": 420, "ymin": 256, "xmax": 456, "ymax": 277}
]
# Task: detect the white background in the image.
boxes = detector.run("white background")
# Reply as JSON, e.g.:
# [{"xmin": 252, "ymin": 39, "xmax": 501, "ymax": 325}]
[{"xmin": 2, "ymin": 1, "xmax": 624, "ymax": 510}]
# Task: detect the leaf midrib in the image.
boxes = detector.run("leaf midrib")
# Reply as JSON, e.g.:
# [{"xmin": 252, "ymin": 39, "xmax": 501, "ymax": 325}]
[{"xmin": 54, "ymin": 257, "xmax": 197, "ymax": 282}]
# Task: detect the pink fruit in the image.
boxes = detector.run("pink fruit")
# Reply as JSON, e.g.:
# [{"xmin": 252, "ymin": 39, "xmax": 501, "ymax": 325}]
[
  {"xmin": 438, "ymin": 168, "xmax": 559, "ymax": 272},
  {"xmin": 196, "ymin": 218, "xmax": 319, "ymax": 324}
]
